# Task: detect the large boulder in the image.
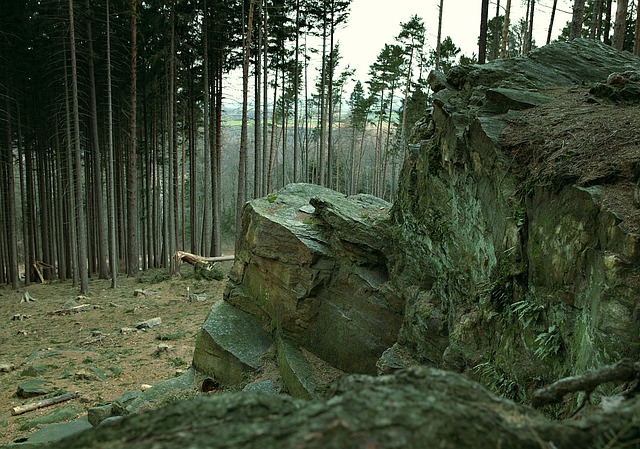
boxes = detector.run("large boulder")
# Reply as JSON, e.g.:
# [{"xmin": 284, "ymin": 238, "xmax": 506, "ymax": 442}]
[{"xmin": 193, "ymin": 183, "xmax": 403, "ymax": 395}]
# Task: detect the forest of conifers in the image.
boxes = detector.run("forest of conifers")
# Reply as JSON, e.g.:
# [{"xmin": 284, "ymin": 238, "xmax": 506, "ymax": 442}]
[{"xmin": 1, "ymin": 0, "xmax": 639, "ymax": 293}]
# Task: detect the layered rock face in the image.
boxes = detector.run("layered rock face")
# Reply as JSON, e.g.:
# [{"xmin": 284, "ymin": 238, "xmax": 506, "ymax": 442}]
[{"xmin": 392, "ymin": 38, "xmax": 640, "ymax": 400}]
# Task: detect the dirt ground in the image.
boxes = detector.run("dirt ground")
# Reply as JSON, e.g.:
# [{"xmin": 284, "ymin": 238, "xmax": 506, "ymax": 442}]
[{"xmin": 0, "ymin": 260, "xmax": 233, "ymax": 445}]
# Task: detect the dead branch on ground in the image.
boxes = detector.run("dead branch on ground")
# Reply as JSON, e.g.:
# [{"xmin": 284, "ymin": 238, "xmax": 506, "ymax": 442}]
[
  {"xmin": 48, "ymin": 304, "xmax": 91, "ymax": 316},
  {"xmin": 11, "ymin": 392, "xmax": 79, "ymax": 416},
  {"xmin": 175, "ymin": 251, "xmax": 234, "ymax": 266},
  {"xmin": 532, "ymin": 359, "xmax": 640, "ymax": 408}
]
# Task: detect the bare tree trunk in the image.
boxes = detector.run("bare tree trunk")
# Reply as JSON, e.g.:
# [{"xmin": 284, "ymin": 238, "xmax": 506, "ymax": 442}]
[
  {"xmin": 571, "ymin": 0, "xmax": 586, "ymax": 39},
  {"xmin": 522, "ymin": 0, "xmax": 530, "ymax": 55},
  {"xmin": 479, "ymin": 0, "xmax": 489, "ymax": 63},
  {"xmin": 85, "ymin": 0, "xmax": 108, "ymax": 279},
  {"xmin": 292, "ymin": 0, "xmax": 300, "ymax": 184},
  {"xmin": 62, "ymin": 45, "xmax": 78, "ymax": 287},
  {"xmin": 491, "ymin": 0, "xmax": 500, "ymax": 60},
  {"xmin": 127, "ymin": 0, "xmax": 139, "ymax": 277},
  {"xmin": 54, "ymin": 127, "xmax": 67, "ymax": 281},
  {"xmin": 3, "ymin": 94, "xmax": 19, "ymax": 289},
  {"xmin": 262, "ymin": 0, "xmax": 269, "ymax": 195},
  {"xmin": 318, "ymin": 13, "xmax": 328, "ymax": 185},
  {"xmin": 525, "ymin": 0, "xmax": 535, "ymax": 53},
  {"xmin": 590, "ymin": 0, "xmax": 603, "ymax": 39},
  {"xmin": 69, "ymin": 0, "xmax": 90, "ymax": 294},
  {"xmin": 202, "ymin": 0, "xmax": 211, "ymax": 255},
  {"xmin": 267, "ymin": 65, "xmax": 278, "ymax": 192},
  {"xmin": 501, "ymin": 0, "xmax": 511, "ymax": 58},
  {"xmin": 634, "ymin": 0, "xmax": 640, "ymax": 55},
  {"xmin": 612, "ymin": 0, "xmax": 629, "ymax": 50},
  {"xmin": 436, "ymin": 0, "xmax": 443, "ymax": 68},
  {"xmin": 169, "ymin": 4, "xmax": 178, "ymax": 273},
  {"xmin": 105, "ymin": 0, "xmax": 118, "ymax": 287},
  {"xmin": 237, "ymin": 0, "xmax": 255, "ymax": 237},
  {"xmin": 254, "ymin": 0, "xmax": 263, "ymax": 197},
  {"xmin": 212, "ymin": 64, "xmax": 222, "ymax": 256},
  {"xmin": 327, "ymin": 3, "xmax": 336, "ymax": 190},
  {"xmin": 547, "ymin": 0, "xmax": 559, "ymax": 44},
  {"xmin": 604, "ymin": 0, "xmax": 613, "ymax": 44}
]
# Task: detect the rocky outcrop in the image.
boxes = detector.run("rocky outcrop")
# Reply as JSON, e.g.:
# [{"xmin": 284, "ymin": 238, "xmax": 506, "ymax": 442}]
[
  {"xmin": 193, "ymin": 183, "xmax": 402, "ymax": 396},
  {"xmin": 392, "ymin": 38, "xmax": 640, "ymax": 405},
  {"xmin": 192, "ymin": 40, "xmax": 640, "ymax": 410}
]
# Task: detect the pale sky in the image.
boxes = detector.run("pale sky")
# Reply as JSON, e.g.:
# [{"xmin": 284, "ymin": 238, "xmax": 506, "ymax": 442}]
[{"xmin": 336, "ymin": 0, "xmax": 576, "ymax": 83}]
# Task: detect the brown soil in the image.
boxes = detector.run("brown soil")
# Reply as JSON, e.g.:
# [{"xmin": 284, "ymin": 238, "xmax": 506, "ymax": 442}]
[
  {"xmin": 0, "ymin": 261, "xmax": 233, "ymax": 445},
  {"xmin": 502, "ymin": 85, "xmax": 640, "ymax": 234}
]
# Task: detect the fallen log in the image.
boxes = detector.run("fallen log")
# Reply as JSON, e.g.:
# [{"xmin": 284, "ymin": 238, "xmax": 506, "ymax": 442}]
[
  {"xmin": 11, "ymin": 392, "xmax": 79, "ymax": 416},
  {"xmin": 175, "ymin": 251, "xmax": 234, "ymax": 266}
]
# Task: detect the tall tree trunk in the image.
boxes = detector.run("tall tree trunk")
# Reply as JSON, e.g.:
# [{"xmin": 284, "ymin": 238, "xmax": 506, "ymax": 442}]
[
  {"xmin": 382, "ymin": 86, "xmax": 396, "ymax": 200},
  {"xmin": 211, "ymin": 63, "xmax": 223, "ymax": 256},
  {"xmin": 292, "ymin": 0, "xmax": 300, "ymax": 184},
  {"xmin": 105, "ymin": 0, "xmax": 118, "ymax": 287},
  {"xmin": 373, "ymin": 91, "xmax": 385, "ymax": 196},
  {"xmin": 62, "ymin": 45, "xmax": 78, "ymax": 287},
  {"xmin": 318, "ymin": 13, "xmax": 328, "ymax": 185},
  {"xmin": 436, "ymin": 0, "xmax": 443, "ymax": 68},
  {"xmin": 202, "ymin": 0, "xmax": 211, "ymax": 255},
  {"xmin": 327, "ymin": 3, "xmax": 336, "ymax": 189},
  {"xmin": 571, "ymin": 0, "xmax": 586, "ymax": 39},
  {"xmin": 127, "ymin": 0, "xmax": 139, "ymax": 276},
  {"xmin": 548, "ymin": 0, "xmax": 559, "ymax": 44},
  {"xmin": 479, "ymin": 0, "xmax": 490, "ymax": 63},
  {"xmin": 237, "ymin": 0, "xmax": 255, "ymax": 238},
  {"xmin": 262, "ymin": 0, "xmax": 269, "ymax": 195},
  {"xmin": 634, "ymin": 0, "xmax": 640, "ymax": 55},
  {"xmin": 267, "ymin": 65, "xmax": 278, "ymax": 192},
  {"xmin": 54, "ymin": 127, "xmax": 68, "ymax": 281},
  {"xmin": 169, "ymin": 4, "xmax": 178, "ymax": 273},
  {"xmin": 522, "ymin": 0, "xmax": 530, "ymax": 55},
  {"xmin": 3, "ymin": 95, "xmax": 19, "ymax": 289},
  {"xmin": 604, "ymin": 0, "xmax": 613, "ymax": 44},
  {"xmin": 612, "ymin": 0, "xmax": 629, "ymax": 50},
  {"xmin": 85, "ymin": 0, "xmax": 108, "ymax": 279},
  {"xmin": 69, "ymin": 0, "xmax": 90, "ymax": 294},
  {"xmin": 491, "ymin": 0, "xmax": 501, "ymax": 60},
  {"xmin": 590, "ymin": 0, "xmax": 603, "ymax": 39},
  {"xmin": 501, "ymin": 0, "xmax": 511, "ymax": 58},
  {"xmin": 526, "ymin": 0, "xmax": 535, "ymax": 53},
  {"xmin": 254, "ymin": 0, "xmax": 263, "ymax": 197}
]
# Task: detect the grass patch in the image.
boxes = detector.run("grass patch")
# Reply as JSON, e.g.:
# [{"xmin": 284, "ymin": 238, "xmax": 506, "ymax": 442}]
[{"xmin": 156, "ymin": 331, "xmax": 187, "ymax": 341}]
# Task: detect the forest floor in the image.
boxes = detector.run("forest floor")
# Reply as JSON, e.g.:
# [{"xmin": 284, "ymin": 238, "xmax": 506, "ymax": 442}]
[
  {"xmin": 0, "ymin": 260, "xmax": 234, "ymax": 445},
  {"xmin": 502, "ymin": 84, "xmax": 640, "ymax": 234}
]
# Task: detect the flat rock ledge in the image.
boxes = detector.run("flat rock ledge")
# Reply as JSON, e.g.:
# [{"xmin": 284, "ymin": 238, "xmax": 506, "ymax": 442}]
[{"xmin": 43, "ymin": 365, "xmax": 640, "ymax": 449}]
